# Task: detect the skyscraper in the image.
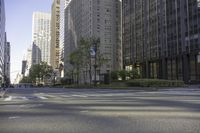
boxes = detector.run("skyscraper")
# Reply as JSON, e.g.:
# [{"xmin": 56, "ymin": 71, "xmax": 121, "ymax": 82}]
[
  {"xmin": 4, "ymin": 34, "xmax": 10, "ymax": 85},
  {"xmin": 24, "ymin": 47, "xmax": 32, "ymax": 76},
  {"xmin": 50, "ymin": 0, "xmax": 60, "ymax": 69},
  {"xmin": 59, "ymin": 0, "xmax": 71, "ymax": 77},
  {"xmin": 32, "ymin": 12, "xmax": 51, "ymax": 65},
  {"xmin": 0, "ymin": 0, "xmax": 5, "ymax": 82},
  {"xmin": 122, "ymin": 0, "xmax": 200, "ymax": 83},
  {"xmin": 64, "ymin": 0, "xmax": 122, "ymax": 82}
]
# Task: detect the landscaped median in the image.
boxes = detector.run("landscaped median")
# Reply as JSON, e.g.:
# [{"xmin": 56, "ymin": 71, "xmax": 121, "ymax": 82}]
[
  {"xmin": 126, "ymin": 79, "xmax": 185, "ymax": 87},
  {"xmin": 61, "ymin": 79, "xmax": 185, "ymax": 90}
]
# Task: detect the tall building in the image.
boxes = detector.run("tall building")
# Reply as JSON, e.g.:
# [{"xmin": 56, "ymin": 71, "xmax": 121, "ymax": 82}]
[
  {"xmin": 59, "ymin": 0, "xmax": 71, "ymax": 77},
  {"xmin": 0, "ymin": 0, "xmax": 5, "ymax": 82},
  {"xmin": 4, "ymin": 36, "xmax": 10, "ymax": 84},
  {"xmin": 64, "ymin": 0, "xmax": 122, "ymax": 82},
  {"xmin": 50, "ymin": 0, "xmax": 60, "ymax": 69},
  {"xmin": 24, "ymin": 47, "xmax": 32, "ymax": 76},
  {"xmin": 21, "ymin": 60, "xmax": 27, "ymax": 76},
  {"xmin": 122, "ymin": 0, "xmax": 200, "ymax": 83},
  {"xmin": 32, "ymin": 12, "xmax": 51, "ymax": 65}
]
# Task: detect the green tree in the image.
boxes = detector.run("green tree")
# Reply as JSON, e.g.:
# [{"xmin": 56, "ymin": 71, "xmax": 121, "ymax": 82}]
[
  {"xmin": 68, "ymin": 37, "xmax": 107, "ymax": 85},
  {"xmin": 79, "ymin": 38, "xmax": 92, "ymax": 84},
  {"xmin": 130, "ymin": 68, "xmax": 141, "ymax": 79},
  {"xmin": 20, "ymin": 76, "xmax": 31, "ymax": 83},
  {"xmin": 111, "ymin": 71, "xmax": 119, "ymax": 81},
  {"xmin": 29, "ymin": 62, "xmax": 53, "ymax": 84},
  {"xmin": 119, "ymin": 70, "xmax": 128, "ymax": 81},
  {"xmin": 69, "ymin": 49, "xmax": 84, "ymax": 84}
]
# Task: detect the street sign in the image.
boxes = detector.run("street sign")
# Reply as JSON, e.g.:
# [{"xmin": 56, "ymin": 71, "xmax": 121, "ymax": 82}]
[{"xmin": 90, "ymin": 48, "xmax": 96, "ymax": 56}]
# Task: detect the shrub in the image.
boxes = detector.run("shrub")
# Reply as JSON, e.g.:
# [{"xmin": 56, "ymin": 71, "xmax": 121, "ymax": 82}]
[
  {"xmin": 126, "ymin": 79, "xmax": 185, "ymax": 87},
  {"xmin": 111, "ymin": 71, "xmax": 119, "ymax": 81}
]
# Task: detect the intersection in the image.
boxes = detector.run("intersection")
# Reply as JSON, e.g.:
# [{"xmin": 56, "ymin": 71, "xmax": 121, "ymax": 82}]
[{"xmin": 0, "ymin": 87, "xmax": 200, "ymax": 133}]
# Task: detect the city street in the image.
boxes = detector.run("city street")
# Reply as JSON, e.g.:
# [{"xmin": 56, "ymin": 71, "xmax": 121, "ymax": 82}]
[{"xmin": 0, "ymin": 87, "xmax": 200, "ymax": 133}]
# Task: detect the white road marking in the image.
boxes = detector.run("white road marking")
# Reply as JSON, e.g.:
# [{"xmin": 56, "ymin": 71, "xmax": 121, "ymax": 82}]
[
  {"xmin": 8, "ymin": 116, "xmax": 20, "ymax": 119},
  {"xmin": 80, "ymin": 110, "xmax": 89, "ymax": 113},
  {"xmin": 4, "ymin": 96, "xmax": 29, "ymax": 101},
  {"xmin": 72, "ymin": 95, "xmax": 88, "ymax": 98},
  {"xmin": 38, "ymin": 96, "xmax": 48, "ymax": 99},
  {"xmin": 4, "ymin": 96, "xmax": 12, "ymax": 101}
]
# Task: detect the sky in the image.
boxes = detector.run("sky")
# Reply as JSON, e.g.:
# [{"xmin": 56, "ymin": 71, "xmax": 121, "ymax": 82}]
[{"xmin": 5, "ymin": 0, "xmax": 52, "ymax": 83}]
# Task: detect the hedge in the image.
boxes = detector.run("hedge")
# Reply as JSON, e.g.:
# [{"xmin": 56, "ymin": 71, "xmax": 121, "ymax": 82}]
[{"xmin": 126, "ymin": 79, "xmax": 185, "ymax": 87}]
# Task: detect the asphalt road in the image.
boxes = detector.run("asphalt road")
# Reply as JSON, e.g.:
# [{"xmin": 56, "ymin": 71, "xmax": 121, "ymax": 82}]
[{"xmin": 0, "ymin": 87, "xmax": 200, "ymax": 133}]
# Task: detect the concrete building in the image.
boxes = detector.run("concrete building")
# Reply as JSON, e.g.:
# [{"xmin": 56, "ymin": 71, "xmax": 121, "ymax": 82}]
[
  {"xmin": 50, "ymin": 0, "xmax": 60, "ymax": 69},
  {"xmin": 4, "ymin": 37, "xmax": 10, "ymax": 84},
  {"xmin": 64, "ymin": 0, "xmax": 122, "ymax": 82},
  {"xmin": 24, "ymin": 47, "xmax": 32, "ymax": 76},
  {"xmin": 0, "ymin": 0, "xmax": 5, "ymax": 82},
  {"xmin": 122, "ymin": 0, "xmax": 200, "ymax": 83},
  {"xmin": 21, "ymin": 60, "xmax": 27, "ymax": 76},
  {"xmin": 32, "ymin": 12, "xmax": 51, "ymax": 65},
  {"xmin": 59, "ymin": 0, "xmax": 71, "ymax": 77}
]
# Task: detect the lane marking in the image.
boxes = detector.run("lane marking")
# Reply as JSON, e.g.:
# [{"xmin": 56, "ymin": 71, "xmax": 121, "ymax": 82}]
[
  {"xmin": 80, "ymin": 110, "xmax": 89, "ymax": 113},
  {"xmin": 72, "ymin": 95, "xmax": 88, "ymax": 98},
  {"xmin": 8, "ymin": 116, "xmax": 20, "ymax": 119},
  {"xmin": 4, "ymin": 96, "xmax": 12, "ymax": 101},
  {"xmin": 38, "ymin": 96, "xmax": 48, "ymax": 99}
]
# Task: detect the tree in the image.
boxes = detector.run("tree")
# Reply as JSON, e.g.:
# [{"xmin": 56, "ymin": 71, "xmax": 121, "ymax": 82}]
[
  {"xmin": 29, "ymin": 62, "xmax": 53, "ymax": 84},
  {"xmin": 79, "ymin": 38, "xmax": 92, "ymax": 84},
  {"xmin": 68, "ymin": 37, "xmax": 107, "ymax": 85},
  {"xmin": 119, "ymin": 70, "xmax": 128, "ymax": 81},
  {"xmin": 69, "ymin": 49, "xmax": 83, "ymax": 84},
  {"xmin": 20, "ymin": 76, "xmax": 31, "ymax": 83},
  {"xmin": 111, "ymin": 71, "xmax": 119, "ymax": 81}
]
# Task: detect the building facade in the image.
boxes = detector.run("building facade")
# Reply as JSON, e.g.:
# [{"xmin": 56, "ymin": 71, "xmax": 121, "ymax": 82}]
[
  {"xmin": 50, "ymin": 0, "xmax": 60, "ymax": 69},
  {"xmin": 21, "ymin": 60, "xmax": 27, "ymax": 76},
  {"xmin": 0, "ymin": 0, "xmax": 5, "ymax": 82},
  {"xmin": 59, "ymin": 0, "xmax": 71, "ymax": 77},
  {"xmin": 122, "ymin": 0, "xmax": 200, "ymax": 83},
  {"xmin": 24, "ymin": 47, "xmax": 32, "ymax": 76},
  {"xmin": 4, "ymin": 39, "xmax": 10, "ymax": 85},
  {"xmin": 32, "ymin": 12, "xmax": 51, "ymax": 65},
  {"xmin": 64, "ymin": 0, "xmax": 122, "ymax": 82}
]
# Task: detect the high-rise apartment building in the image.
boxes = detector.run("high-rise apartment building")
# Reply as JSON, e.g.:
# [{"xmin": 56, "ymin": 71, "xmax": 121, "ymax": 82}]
[
  {"xmin": 122, "ymin": 0, "xmax": 200, "ymax": 83},
  {"xmin": 64, "ymin": 0, "xmax": 122, "ymax": 82},
  {"xmin": 0, "ymin": 0, "xmax": 5, "ymax": 82},
  {"xmin": 50, "ymin": 0, "xmax": 60, "ymax": 69},
  {"xmin": 59, "ymin": 0, "xmax": 71, "ymax": 77},
  {"xmin": 32, "ymin": 12, "xmax": 51, "ymax": 65}
]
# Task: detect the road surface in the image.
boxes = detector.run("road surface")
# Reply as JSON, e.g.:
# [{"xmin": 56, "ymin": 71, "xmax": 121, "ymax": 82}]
[{"xmin": 0, "ymin": 87, "xmax": 200, "ymax": 133}]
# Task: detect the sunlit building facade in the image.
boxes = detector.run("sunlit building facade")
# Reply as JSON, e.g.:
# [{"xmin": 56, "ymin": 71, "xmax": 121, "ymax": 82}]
[
  {"xmin": 122, "ymin": 0, "xmax": 200, "ymax": 83},
  {"xmin": 24, "ymin": 47, "xmax": 32, "ymax": 76},
  {"xmin": 59, "ymin": 0, "xmax": 71, "ymax": 77},
  {"xmin": 32, "ymin": 12, "xmax": 51, "ymax": 65},
  {"xmin": 0, "ymin": 0, "xmax": 5, "ymax": 82},
  {"xmin": 50, "ymin": 0, "xmax": 60, "ymax": 69}
]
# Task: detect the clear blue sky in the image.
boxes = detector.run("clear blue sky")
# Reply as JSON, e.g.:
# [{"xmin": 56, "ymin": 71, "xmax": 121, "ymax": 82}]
[{"xmin": 5, "ymin": 0, "xmax": 52, "ymax": 83}]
